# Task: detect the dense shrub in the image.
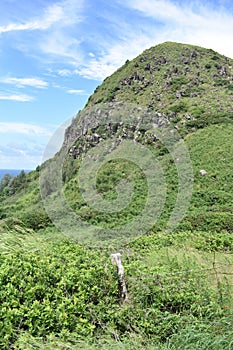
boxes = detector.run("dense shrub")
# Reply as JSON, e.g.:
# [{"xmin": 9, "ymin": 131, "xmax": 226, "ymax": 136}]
[
  {"xmin": 0, "ymin": 241, "xmax": 117, "ymax": 348},
  {"xmin": 169, "ymin": 101, "xmax": 188, "ymax": 114},
  {"xmin": 20, "ymin": 210, "xmax": 52, "ymax": 231},
  {"xmin": 0, "ymin": 230, "xmax": 232, "ymax": 349}
]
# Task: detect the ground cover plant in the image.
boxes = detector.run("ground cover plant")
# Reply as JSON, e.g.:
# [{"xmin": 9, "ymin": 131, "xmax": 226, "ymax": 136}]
[{"xmin": 0, "ymin": 228, "xmax": 232, "ymax": 349}]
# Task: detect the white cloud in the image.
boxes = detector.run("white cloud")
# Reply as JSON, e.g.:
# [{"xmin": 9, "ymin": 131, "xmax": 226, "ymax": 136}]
[
  {"xmin": 0, "ymin": 142, "xmax": 45, "ymax": 169},
  {"xmin": 1, "ymin": 77, "xmax": 48, "ymax": 89},
  {"xmin": 76, "ymin": 60, "xmax": 120, "ymax": 80},
  {"xmin": 118, "ymin": 0, "xmax": 233, "ymax": 59},
  {"xmin": 75, "ymin": 35, "xmax": 159, "ymax": 80},
  {"xmin": 88, "ymin": 52, "xmax": 95, "ymax": 58},
  {"xmin": 73, "ymin": 0, "xmax": 233, "ymax": 81},
  {"xmin": 0, "ymin": 3, "xmax": 64, "ymax": 33},
  {"xmin": 57, "ymin": 69, "xmax": 72, "ymax": 77},
  {"xmin": 67, "ymin": 89, "xmax": 88, "ymax": 95},
  {"xmin": 26, "ymin": 1, "xmax": 85, "ymax": 67},
  {"xmin": 0, "ymin": 122, "xmax": 51, "ymax": 136},
  {"xmin": 120, "ymin": 0, "xmax": 199, "ymax": 24},
  {"xmin": 0, "ymin": 0, "xmax": 85, "ymax": 66},
  {"xmin": 39, "ymin": 31, "xmax": 83, "ymax": 63},
  {"xmin": 0, "ymin": 94, "xmax": 34, "ymax": 102}
]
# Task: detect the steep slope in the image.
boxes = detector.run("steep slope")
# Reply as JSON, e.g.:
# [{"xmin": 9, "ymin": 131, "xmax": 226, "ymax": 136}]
[
  {"xmin": 61, "ymin": 123, "xmax": 232, "ymax": 235},
  {"xmin": 57, "ymin": 42, "xmax": 233, "ymax": 236},
  {"xmin": 0, "ymin": 41, "xmax": 232, "ymax": 235},
  {"xmin": 0, "ymin": 41, "xmax": 233, "ymax": 349},
  {"xmin": 86, "ymin": 41, "xmax": 233, "ymax": 134}
]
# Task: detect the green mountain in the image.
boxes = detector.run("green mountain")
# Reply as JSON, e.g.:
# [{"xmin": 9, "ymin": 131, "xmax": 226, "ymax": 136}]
[
  {"xmin": 87, "ymin": 41, "xmax": 233, "ymax": 130},
  {"xmin": 0, "ymin": 42, "xmax": 232, "ymax": 349}
]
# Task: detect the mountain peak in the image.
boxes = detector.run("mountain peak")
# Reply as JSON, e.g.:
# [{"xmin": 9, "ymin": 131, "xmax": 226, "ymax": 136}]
[{"xmin": 86, "ymin": 41, "xmax": 233, "ymax": 134}]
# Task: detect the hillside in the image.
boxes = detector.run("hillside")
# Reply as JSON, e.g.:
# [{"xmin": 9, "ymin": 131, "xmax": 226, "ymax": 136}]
[
  {"xmin": 87, "ymin": 41, "xmax": 233, "ymax": 133},
  {"xmin": 0, "ymin": 41, "xmax": 232, "ymax": 349}
]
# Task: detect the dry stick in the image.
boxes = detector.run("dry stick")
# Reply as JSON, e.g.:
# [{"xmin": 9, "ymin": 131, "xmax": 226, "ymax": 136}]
[
  {"xmin": 213, "ymin": 251, "xmax": 223, "ymax": 304},
  {"xmin": 111, "ymin": 253, "xmax": 128, "ymax": 303}
]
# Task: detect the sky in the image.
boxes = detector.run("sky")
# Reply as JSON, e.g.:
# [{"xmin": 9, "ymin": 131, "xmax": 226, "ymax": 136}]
[{"xmin": 0, "ymin": 0, "xmax": 233, "ymax": 170}]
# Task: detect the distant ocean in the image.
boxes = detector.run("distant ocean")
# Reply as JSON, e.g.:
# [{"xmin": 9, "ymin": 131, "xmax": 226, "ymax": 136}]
[{"xmin": 0, "ymin": 169, "xmax": 31, "ymax": 181}]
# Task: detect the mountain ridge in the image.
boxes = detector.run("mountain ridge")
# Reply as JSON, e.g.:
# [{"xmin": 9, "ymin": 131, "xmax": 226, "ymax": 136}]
[{"xmin": 84, "ymin": 41, "xmax": 233, "ymax": 132}]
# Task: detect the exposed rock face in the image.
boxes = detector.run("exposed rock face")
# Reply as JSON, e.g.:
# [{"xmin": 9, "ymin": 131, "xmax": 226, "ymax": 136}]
[{"xmin": 63, "ymin": 103, "xmax": 170, "ymax": 159}]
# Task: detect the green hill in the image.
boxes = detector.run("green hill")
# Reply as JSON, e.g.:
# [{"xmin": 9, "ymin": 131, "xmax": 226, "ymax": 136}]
[
  {"xmin": 87, "ymin": 41, "xmax": 233, "ymax": 133},
  {"xmin": 0, "ymin": 42, "xmax": 232, "ymax": 349}
]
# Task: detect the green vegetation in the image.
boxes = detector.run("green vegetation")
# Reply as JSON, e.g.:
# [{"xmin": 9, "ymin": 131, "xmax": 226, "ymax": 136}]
[
  {"xmin": 87, "ymin": 41, "xmax": 233, "ymax": 136},
  {"xmin": 0, "ymin": 229, "xmax": 232, "ymax": 349},
  {"xmin": 0, "ymin": 170, "xmax": 27, "ymax": 198},
  {"xmin": 0, "ymin": 42, "xmax": 233, "ymax": 348},
  {"xmin": 61, "ymin": 123, "xmax": 233, "ymax": 234}
]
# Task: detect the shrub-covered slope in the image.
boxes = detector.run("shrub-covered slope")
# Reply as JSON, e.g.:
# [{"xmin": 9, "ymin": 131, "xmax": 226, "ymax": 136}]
[
  {"xmin": 87, "ymin": 41, "xmax": 233, "ymax": 134},
  {"xmin": 0, "ymin": 42, "xmax": 232, "ymax": 349},
  {"xmin": 0, "ymin": 123, "xmax": 232, "ymax": 235},
  {"xmin": 61, "ymin": 123, "xmax": 233, "ymax": 234},
  {"xmin": 1, "ymin": 41, "xmax": 233, "ymax": 232}
]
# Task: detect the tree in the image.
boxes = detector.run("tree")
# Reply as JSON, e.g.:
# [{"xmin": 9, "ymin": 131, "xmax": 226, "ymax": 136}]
[{"xmin": 0, "ymin": 173, "xmax": 13, "ymax": 193}]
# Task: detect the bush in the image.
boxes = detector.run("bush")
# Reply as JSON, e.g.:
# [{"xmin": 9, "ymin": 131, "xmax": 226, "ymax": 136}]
[
  {"xmin": 20, "ymin": 210, "xmax": 52, "ymax": 231},
  {"xmin": 182, "ymin": 211, "xmax": 233, "ymax": 233},
  {"xmin": 169, "ymin": 101, "xmax": 188, "ymax": 114},
  {"xmin": 0, "ymin": 242, "xmax": 117, "ymax": 349}
]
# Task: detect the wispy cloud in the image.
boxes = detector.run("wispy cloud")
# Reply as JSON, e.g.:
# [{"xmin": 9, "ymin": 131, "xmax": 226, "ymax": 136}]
[
  {"xmin": 1, "ymin": 77, "xmax": 48, "ymax": 89},
  {"xmin": 57, "ymin": 69, "xmax": 72, "ymax": 77},
  {"xmin": 39, "ymin": 32, "xmax": 83, "ymax": 63},
  {"xmin": 118, "ymin": 0, "xmax": 233, "ymax": 58},
  {"xmin": 0, "ymin": 122, "xmax": 51, "ymax": 136},
  {"xmin": 67, "ymin": 89, "xmax": 88, "ymax": 95},
  {"xmin": 0, "ymin": 0, "xmax": 85, "ymax": 65},
  {"xmin": 120, "ymin": 0, "xmax": 198, "ymax": 24},
  {"xmin": 73, "ymin": 0, "xmax": 233, "ymax": 80},
  {"xmin": 4, "ymin": 0, "xmax": 86, "ymax": 67},
  {"xmin": 0, "ymin": 94, "xmax": 34, "ymax": 102},
  {"xmin": 76, "ymin": 34, "xmax": 157, "ymax": 80},
  {"xmin": 1, "ymin": 0, "xmax": 233, "ymax": 82},
  {"xmin": 0, "ymin": 4, "xmax": 64, "ymax": 33},
  {"xmin": 0, "ymin": 142, "xmax": 45, "ymax": 169}
]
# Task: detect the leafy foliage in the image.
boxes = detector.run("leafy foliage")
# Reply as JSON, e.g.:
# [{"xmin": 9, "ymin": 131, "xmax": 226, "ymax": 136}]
[
  {"xmin": 0, "ymin": 238, "xmax": 118, "ymax": 348},
  {"xmin": 0, "ymin": 230, "xmax": 232, "ymax": 349}
]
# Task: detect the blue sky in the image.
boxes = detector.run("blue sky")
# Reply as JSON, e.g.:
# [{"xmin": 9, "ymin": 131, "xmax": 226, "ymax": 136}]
[{"xmin": 0, "ymin": 0, "xmax": 233, "ymax": 169}]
